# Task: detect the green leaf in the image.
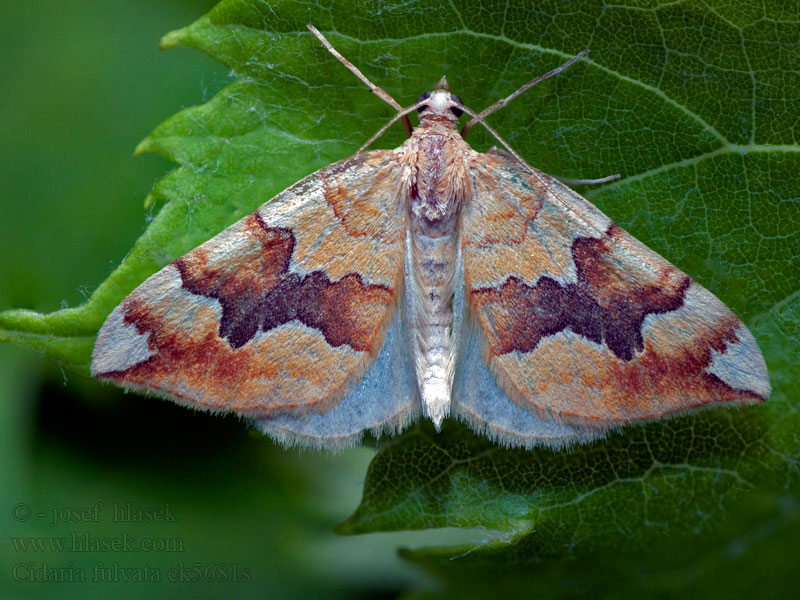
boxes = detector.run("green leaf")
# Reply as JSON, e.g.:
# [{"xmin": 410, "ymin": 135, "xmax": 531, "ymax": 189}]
[{"xmin": 1, "ymin": 0, "xmax": 798, "ymax": 579}]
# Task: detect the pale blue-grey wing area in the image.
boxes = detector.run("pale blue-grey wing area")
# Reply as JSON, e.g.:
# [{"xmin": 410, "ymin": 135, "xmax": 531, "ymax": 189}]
[
  {"xmin": 453, "ymin": 323, "xmax": 606, "ymax": 449},
  {"xmin": 254, "ymin": 304, "xmax": 420, "ymax": 451},
  {"xmin": 451, "ymin": 247, "xmax": 603, "ymax": 449}
]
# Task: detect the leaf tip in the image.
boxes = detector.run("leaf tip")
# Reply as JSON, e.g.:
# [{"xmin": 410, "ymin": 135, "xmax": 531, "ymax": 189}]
[
  {"xmin": 133, "ymin": 138, "xmax": 152, "ymax": 157},
  {"xmin": 159, "ymin": 29, "xmax": 186, "ymax": 50}
]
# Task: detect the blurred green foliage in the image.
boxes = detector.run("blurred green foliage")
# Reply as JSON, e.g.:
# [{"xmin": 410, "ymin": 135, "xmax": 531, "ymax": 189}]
[{"xmin": 1, "ymin": 1, "xmax": 799, "ymax": 599}]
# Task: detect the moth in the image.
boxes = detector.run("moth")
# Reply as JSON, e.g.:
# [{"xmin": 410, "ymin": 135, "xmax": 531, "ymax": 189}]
[{"xmin": 92, "ymin": 26, "xmax": 770, "ymax": 450}]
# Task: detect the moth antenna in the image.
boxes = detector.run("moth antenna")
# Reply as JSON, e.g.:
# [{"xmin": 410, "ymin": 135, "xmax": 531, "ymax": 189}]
[
  {"xmin": 308, "ymin": 24, "xmax": 413, "ymax": 137},
  {"xmin": 456, "ymin": 104, "xmax": 534, "ymax": 171},
  {"xmin": 461, "ymin": 49, "xmax": 590, "ymax": 138},
  {"xmin": 358, "ymin": 98, "xmax": 430, "ymax": 152}
]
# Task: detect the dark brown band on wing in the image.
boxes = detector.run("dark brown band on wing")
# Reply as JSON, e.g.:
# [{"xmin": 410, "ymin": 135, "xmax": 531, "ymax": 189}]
[
  {"xmin": 472, "ymin": 225, "xmax": 691, "ymax": 361},
  {"xmin": 175, "ymin": 212, "xmax": 393, "ymax": 351}
]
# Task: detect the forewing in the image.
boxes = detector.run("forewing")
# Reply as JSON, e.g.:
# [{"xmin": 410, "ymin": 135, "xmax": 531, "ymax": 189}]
[
  {"xmin": 459, "ymin": 149, "xmax": 769, "ymax": 441},
  {"xmin": 92, "ymin": 150, "xmax": 414, "ymax": 447}
]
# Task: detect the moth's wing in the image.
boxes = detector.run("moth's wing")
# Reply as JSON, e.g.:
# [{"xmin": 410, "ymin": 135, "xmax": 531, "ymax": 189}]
[
  {"xmin": 452, "ymin": 229, "xmax": 605, "ymax": 450},
  {"xmin": 456, "ymin": 148, "xmax": 769, "ymax": 448},
  {"xmin": 92, "ymin": 150, "xmax": 417, "ymax": 450},
  {"xmin": 452, "ymin": 308, "xmax": 607, "ymax": 450},
  {"xmin": 256, "ymin": 300, "xmax": 417, "ymax": 450}
]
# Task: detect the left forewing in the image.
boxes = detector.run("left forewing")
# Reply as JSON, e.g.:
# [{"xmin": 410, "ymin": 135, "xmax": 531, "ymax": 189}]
[
  {"xmin": 92, "ymin": 151, "xmax": 410, "ymax": 439},
  {"xmin": 459, "ymin": 149, "xmax": 769, "ymax": 439}
]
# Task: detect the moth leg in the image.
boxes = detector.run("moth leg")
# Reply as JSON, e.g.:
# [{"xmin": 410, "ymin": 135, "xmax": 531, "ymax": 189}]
[
  {"xmin": 308, "ymin": 24, "xmax": 413, "ymax": 137},
  {"xmin": 558, "ymin": 174, "xmax": 621, "ymax": 186},
  {"xmin": 484, "ymin": 146, "xmax": 619, "ymax": 186},
  {"xmin": 461, "ymin": 49, "xmax": 590, "ymax": 139}
]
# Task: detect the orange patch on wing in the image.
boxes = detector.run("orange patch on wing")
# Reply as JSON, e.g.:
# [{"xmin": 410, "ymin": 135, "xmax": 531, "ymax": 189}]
[
  {"xmin": 471, "ymin": 227, "xmax": 691, "ymax": 362},
  {"xmin": 324, "ymin": 153, "xmax": 405, "ymax": 243},
  {"xmin": 464, "ymin": 153, "xmax": 543, "ymax": 248},
  {"xmin": 290, "ymin": 209, "xmax": 402, "ymax": 286},
  {"xmin": 493, "ymin": 309, "xmax": 760, "ymax": 426},
  {"xmin": 276, "ymin": 153, "xmax": 404, "ymax": 285},
  {"xmin": 105, "ymin": 293, "xmax": 364, "ymax": 416},
  {"xmin": 176, "ymin": 214, "xmax": 292, "ymax": 318},
  {"xmin": 464, "ymin": 154, "xmax": 583, "ymax": 288},
  {"xmin": 172, "ymin": 211, "xmax": 395, "ymax": 353}
]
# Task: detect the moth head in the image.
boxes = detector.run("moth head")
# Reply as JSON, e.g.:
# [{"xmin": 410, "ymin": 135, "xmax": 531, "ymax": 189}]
[{"xmin": 417, "ymin": 77, "xmax": 463, "ymax": 121}]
